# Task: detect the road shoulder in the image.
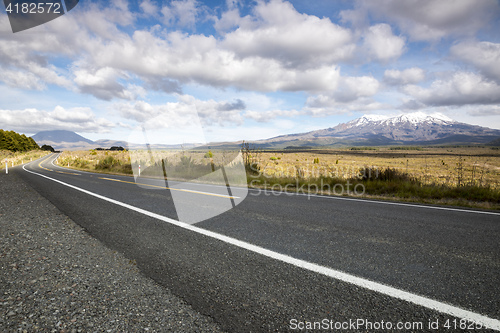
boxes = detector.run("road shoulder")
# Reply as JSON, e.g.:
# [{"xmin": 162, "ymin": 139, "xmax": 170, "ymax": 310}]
[{"xmin": 0, "ymin": 171, "xmax": 224, "ymax": 332}]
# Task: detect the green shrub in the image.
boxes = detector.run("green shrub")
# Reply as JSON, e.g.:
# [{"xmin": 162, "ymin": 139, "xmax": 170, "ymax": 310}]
[
  {"xmin": 96, "ymin": 156, "xmax": 116, "ymax": 170},
  {"xmin": 246, "ymin": 162, "xmax": 260, "ymax": 175},
  {"xmin": 359, "ymin": 167, "xmax": 415, "ymax": 182}
]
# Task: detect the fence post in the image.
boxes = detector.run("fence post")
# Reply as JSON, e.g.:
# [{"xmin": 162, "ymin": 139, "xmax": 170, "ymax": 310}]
[{"xmin": 5, "ymin": 161, "xmax": 8, "ymax": 174}]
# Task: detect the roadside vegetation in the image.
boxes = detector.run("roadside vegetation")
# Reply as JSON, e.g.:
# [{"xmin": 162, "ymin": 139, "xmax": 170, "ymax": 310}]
[
  {"xmin": 58, "ymin": 149, "xmax": 246, "ymax": 185},
  {"xmin": 57, "ymin": 150, "xmax": 133, "ymax": 175},
  {"xmin": 0, "ymin": 129, "xmax": 39, "ymax": 152},
  {"xmin": 59, "ymin": 145, "xmax": 500, "ymax": 209},
  {"xmin": 243, "ymin": 146, "xmax": 500, "ymax": 209},
  {"xmin": 246, "ymin": 166, "xmax": 499, "ymax": 209},
  {"xmin": 0, "ymin": 150, "xmax": 51, "ymax": 170}
]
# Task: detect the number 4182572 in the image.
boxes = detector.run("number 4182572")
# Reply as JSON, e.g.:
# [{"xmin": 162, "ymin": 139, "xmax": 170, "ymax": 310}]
[{"xmin": 5, "ymin": 2, "xmax": 62, "ymax": 14}]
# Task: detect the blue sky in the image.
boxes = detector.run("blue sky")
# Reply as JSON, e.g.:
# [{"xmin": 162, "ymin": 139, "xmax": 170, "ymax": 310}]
[{"xmin": 1, "ymin": 0, "xmax": 500, "ymax": 144}]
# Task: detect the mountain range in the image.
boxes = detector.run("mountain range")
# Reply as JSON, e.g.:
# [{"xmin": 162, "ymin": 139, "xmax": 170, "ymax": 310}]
[
  {"xmin": 254, "ymin": 112, "xmax": 500, "ymax": 148},
  {"xmin": 31, "ymin": 112, "xmax": 500, "ymax": 150}
]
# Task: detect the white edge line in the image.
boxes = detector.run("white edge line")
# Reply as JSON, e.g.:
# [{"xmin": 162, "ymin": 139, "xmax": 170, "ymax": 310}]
[
  {"xmin": 22, "ymin": 164, "xmax": 500, "ymax": 331},
  {"xmin": 49, "ymin": 153, "xmax": 94, "ymax": 175},
  {"xmin": 51, "ymin": 154, "xmax": 62, "ymax": 168},
  {"xmin": 50, "ymin": 153, "xmax": 82, "ymax": 174}
]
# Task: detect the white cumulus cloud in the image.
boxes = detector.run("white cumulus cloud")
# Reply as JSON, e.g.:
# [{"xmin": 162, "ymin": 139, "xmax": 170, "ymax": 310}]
[
  {"xmin": 161, "ymin": 0, "xmax": 199, "ymax": 30},
  {"xmin": 74, "ymin": 67, "xmax": 145, "ymax": 100},
  {"xmin": 403, "ymin": 72, "xmax": 500, "ymax": 106},
  {"xmin": 0, "ymin": 106, "xmax": 115, "ymax": 133},
  {"xmin": 221, "ymin": 0, "xmax": 356, "ymax": 68},
  {"xmin": 451, "ymin": 41, "xmax": 500, "ymax": 83},
  {"xmin": 305, "ymin": 75, "xmax": 384, "ymax": 116},
  {"xmin": 363, "ymin": 24, "xmax": 405, "ymax": 62},
  {"xmin": 344, "ymin": 0, "xmax": 499, "ymax": 41}
]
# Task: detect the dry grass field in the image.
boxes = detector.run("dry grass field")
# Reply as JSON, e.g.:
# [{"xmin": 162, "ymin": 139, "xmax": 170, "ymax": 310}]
[
  {"xmin": 58, "ymin": 149, "xmax": 239, "ymax": 176},
  {"xmin": 58, "ymin": 147, "xmax": 500, "ymax": 209},
  {"xmin": 255, "ymin": 147, "xmax": 500, "ymax": 189},
  {"xmin": 58, "ymin": 150, "xmax": 132, "ymax": 174},
  {"xmin": 0, "ymin": 150, "xmax": 51, "ymax": 170}
]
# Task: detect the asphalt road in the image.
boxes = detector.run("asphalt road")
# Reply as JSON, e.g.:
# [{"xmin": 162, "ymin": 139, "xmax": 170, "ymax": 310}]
[{"xmin": 12, "ymin": 153, "xmax": 500, "ymax": 332}]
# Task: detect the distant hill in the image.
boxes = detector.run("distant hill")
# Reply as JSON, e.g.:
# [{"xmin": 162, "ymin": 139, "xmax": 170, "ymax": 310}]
[
  {"xmin": 94, "ymin": 139, "xmax": 129, "ymax": 148},
  {"xmin": 31, "ymin": 130, "xmax": 95, "ymax": 150},
  {"xmin": 32, "ymin": 130, "xmax": 95, "ymax": 144}
]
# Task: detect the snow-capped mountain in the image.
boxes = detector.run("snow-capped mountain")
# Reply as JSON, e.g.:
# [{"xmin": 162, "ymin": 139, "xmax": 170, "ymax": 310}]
[
  {"xmin": 348, "ymin": 112, "xmax": 452, "ymax": 128},
  {"xmin": 334, "ymin": 112, "xmax": 460, "ymax": 141},
  {"xmin": 260, "ymin": 112, "xmax": 500, "ymax": 146}
]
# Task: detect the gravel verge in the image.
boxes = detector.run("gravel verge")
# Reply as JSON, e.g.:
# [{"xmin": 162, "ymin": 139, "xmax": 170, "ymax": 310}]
[{"xmin": 0, "ymin": 172, "xmax": 225, "ymax": 333}]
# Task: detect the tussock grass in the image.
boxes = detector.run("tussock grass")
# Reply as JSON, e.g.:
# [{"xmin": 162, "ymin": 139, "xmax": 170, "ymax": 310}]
[
  {"xmin": 59, "ymin": 147, "xmax": 500, "ymax": 209},
  {"xmin": 58, "ymin": 150, "xmax": 133, "ymax": 175},
  {"xmin": 0, "ymin": 150, "xmax": 51, "ymax": 169},
  {"xmin": 246, "ymin": 147, "xmax": 500, "ymax": 209},
  {"xmin": 255, "ymin": 147, "xmax": 500, "ymax": 189},
  {"xmin": 59, "ymin": 150, "xmax": 246, "ymax": 186}
]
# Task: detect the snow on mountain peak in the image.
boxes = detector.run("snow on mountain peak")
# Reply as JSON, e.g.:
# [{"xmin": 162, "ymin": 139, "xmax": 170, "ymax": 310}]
[
  {"xmin": 428, "ymin": 112, "xmax": 453, "ymax": 122},
  {"xmin": 389, "ymin": 112, "xmax": 454, "ymax": 125},
  {"xmin": 349, "ymin": 112, "xmax": 455, "ymax": 128},
  {"xmin": 349, "ymin": 114, "xmax": 389, "ymax": 127}
]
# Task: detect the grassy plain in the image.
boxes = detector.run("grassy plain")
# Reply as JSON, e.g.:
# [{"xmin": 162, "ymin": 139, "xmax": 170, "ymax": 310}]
[
  {"xmin": 58, "ymin": 147, "xmax": 500, "ymax": 209},
  {"xmin": 250, "ymin": 147, "xmax": 500, "ymax": 209},
  {"xmin": 256, "ymin": 147, "xmax": 500, "ymax": 189}
]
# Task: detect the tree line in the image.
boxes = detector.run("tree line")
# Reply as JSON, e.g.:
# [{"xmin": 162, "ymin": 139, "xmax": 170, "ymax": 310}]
[{"xmin": 0, "ymin": 129, "xmax": 40, "ymax": 152}]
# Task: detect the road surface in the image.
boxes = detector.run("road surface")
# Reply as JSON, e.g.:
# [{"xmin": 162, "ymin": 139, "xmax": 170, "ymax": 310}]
[{"xmin": 13, "ymin": 153, "xmax": 500, "ymax": 332}]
